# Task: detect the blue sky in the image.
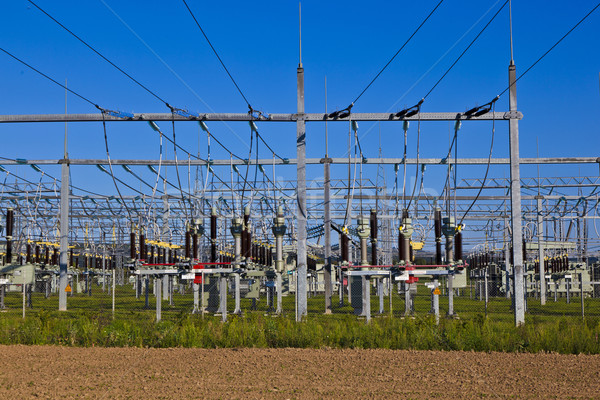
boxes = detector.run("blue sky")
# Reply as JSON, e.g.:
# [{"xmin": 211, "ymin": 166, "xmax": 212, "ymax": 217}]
[{"xmin": 1, "ymin": 0, "xmax": 599, "ymax": 237}]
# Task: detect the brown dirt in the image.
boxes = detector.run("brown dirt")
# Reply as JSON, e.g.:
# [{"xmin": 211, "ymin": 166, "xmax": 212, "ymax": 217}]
[{"xmin": 0, "ymin": 346, "xmax": 599, "ymax": 399}]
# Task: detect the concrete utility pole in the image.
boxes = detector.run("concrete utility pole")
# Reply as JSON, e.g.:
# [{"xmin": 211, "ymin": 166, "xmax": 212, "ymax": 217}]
[
  {"xmin": 323, "ymin": 76, "xmax": 332, "ymax": 314},
  {"xmin": 536, "ymin": 195, "xmax": 546, "ymax": 305},
  {"xmin": 509, "ymin": 58, "xmax": 525, "ymax": 325},
  {"xmin": 295, "ymin": 3, "xmax": 308, "ymax": 321},
  {"xmin": 58, "ymin": 93, "xmax": 69, "ymax": 311}
]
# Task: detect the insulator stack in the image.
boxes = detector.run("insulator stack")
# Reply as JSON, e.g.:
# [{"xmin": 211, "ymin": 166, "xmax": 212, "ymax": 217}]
[
  {"xmin": 242, "ymin": 209, "xmax": 250, "ymax": 259},
  {"xmin": 139, "ymin": 232, "xmax": 146, "ymax": 261},
  {"xmin": 5, "ymin": 208, "xmax": 14, "ymax": 263},
  {"xmin": 370, "ymin": 209, "xmax": 377, "ymax": 266},
  {"xmin": 268, "ymin": 247, "xmax": 273, "ymax": 267},
  {"xmin": 26, "ymin": 243, "xmax": 31, "ymax": 263},
  {"xmin": 455, "ymin": 232, "xmax": 463, "ymax": 261},
  {"xmin": 130, "ymin": 231, "xmax": 136, "ymax": 260},
  {"xmin": 246, "ymin": 231, "xmax": 253, "ymax": 262},
  {"xmin": 192, "ymin": 231, "xmax": 198, "ymax": 260},
  {"xmin": 341, "ymin": 232, "xmax": 349, "ymax": 262},
  {"xmin": 434, "ymin": 208, "xmax": 442, "ymax": 265},
  {"xmin": 210, "ymin": 211, "xmax": 217, "ymax": 263},
  {"xmin": 399, "ymin": 234, "xmax": 409, "ymax": 264}
]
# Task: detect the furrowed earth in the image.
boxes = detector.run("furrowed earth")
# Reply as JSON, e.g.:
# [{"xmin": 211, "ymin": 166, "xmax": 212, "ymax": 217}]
[{"xmin": 0, "ymin": 346, "xmax": 599, "ymax": 399}]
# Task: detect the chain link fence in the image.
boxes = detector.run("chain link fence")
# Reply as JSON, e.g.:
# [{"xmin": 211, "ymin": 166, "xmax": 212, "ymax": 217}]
[{"xmin": 1, "ymin": 257, "xmax": 599, "ymax": 324}]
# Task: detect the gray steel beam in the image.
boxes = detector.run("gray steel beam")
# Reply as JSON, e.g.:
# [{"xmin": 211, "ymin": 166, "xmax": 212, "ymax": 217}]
[
  {"xmin": 2, "ymin": 157, "xmax": 596, "ymax": 166},
  {"xmin": 0, "ymin": 111, "xmax": 521, "ymax": 123}
]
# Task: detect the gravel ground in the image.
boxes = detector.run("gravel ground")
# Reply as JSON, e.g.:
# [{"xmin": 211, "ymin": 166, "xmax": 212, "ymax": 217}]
[{"xmin": 0, "ymin": 345, "xmax": 599, "ymax": 399}]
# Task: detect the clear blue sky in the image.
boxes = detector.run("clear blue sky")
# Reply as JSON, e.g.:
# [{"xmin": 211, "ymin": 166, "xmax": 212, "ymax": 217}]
[{"xmin": 1, "ymin": 0, "xmax": 599, "ymax": 240}]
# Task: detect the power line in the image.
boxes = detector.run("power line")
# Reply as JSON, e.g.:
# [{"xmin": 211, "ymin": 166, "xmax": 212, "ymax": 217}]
[
  {"xmin": 170, "ymin": 119, "xmax": 189, "ymax": 220},
  {"xmin": 459, "ymin": 102, "xmax": 497, "ymax": 226},
  {"xmin": 0, "ymin": 47, "xmax": 98, "ymax": 108},
  {"xmin": 181, "ymin": 0, "xmax": 253, "ymax": 110},
  {"xmin": 423, "ymin": 0, "xmax": 509, "ymax": 100},
  {"xmin": 28, "ymin": 0, "xmax": 169, "ymax": 107},
  {"xmin": 254, "ymin": 131, "xmax": 288, "ymax": 163},
  {"xmin": 0, "ymin": 157, "xmax": 111, "ymax": 198},
  {"xmin": 351, "ymin": 0, "xmax": 445, "ymax": 108},
  {"xmin": 498, "ymin": 1, "xmax": 600, "ymax": 98}
]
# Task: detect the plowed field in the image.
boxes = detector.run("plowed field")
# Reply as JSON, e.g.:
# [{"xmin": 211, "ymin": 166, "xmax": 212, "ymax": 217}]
[{"xmin": 0, "ymin": 345, "xmax": 599, "ymax": 399}]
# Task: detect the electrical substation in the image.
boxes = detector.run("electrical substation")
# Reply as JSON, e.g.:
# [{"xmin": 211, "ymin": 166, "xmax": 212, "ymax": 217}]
[{"xmin": 1, "ymin": 0, "xmax": 599, "ymax": 327}]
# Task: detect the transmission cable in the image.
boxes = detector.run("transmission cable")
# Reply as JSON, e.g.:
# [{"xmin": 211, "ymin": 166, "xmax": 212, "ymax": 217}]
[
  {"xmin": 0, "ymin": 47, "xmax": 98, "ymax": 108},
  {"xmin": 254, "ymin": 131, "xmax": 288, "ymax": 163},
  {"xmin": 422, "ymin": 0, "xmax": 509, "ymax": 100},
  {"xmin": 181, "ymin": 0, "xmax": 253, "ymax": 110},
  {"xmin": 459, "ymin": 101, "xmax": 497, "ymax": 226},
  {"xmin": 350, "ymin": 0, "xmax": 446, "ymax": 108},
  {"xmin": 406, "ymin": 109, "xmax": 423, "ymax": 211},
  {"xmin": 28, "ymin": 0, "xmax": 169, "ymax": 107},
  {"xmin": 0, "ymin": 157, "xmax": 111, "ymax": 199},
  {"xmin": 170, "ymin": 117, "xmax": 189, "ymax": 221},
  {"xmin": 101, "ymin": 113, "xmax": 134, "ymax": 223},
  {"xmin": 497, "ymin": 1, "xmax": 600, "ymax": 99}
]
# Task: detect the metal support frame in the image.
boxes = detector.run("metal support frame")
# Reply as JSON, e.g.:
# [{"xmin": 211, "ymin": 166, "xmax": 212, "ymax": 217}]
[
  {"xmin": 0, "ymin": 111, "xmax": 521, "ymax": 123},
  {"xmin": 537, "ymin": 195, "xmax": 546, "ymax": 305}
]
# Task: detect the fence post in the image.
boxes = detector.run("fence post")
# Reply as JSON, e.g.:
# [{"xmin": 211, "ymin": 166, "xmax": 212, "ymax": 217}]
[{"xmin": 580, "ymin": 273, "xmax": 584, "ymax": 320}]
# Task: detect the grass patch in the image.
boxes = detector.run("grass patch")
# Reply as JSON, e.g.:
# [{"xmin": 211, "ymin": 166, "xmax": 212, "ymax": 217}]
[
  {"xmin": 1, "ymin": 282, "xmax": 599, "ymax": 353},
  {"xmin": 0, "ymin": 309, "xmax": 599, "ymax": 353}
]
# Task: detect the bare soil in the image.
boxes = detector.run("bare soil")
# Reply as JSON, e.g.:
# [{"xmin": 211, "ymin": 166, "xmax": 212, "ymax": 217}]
[{"xmin": 0, "ymin": 345, "xmax": 599, "ymax": 399}]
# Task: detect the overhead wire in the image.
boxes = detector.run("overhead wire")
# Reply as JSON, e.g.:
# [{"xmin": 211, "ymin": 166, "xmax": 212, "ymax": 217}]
[
  {"xmin": 7, "ymin": 8, "xmax": 249, "ymax": 186},
  {"xmin": 181, "ymin": 0, "xmax": 253, "ymax": 110},
  {"xmin": 13, "ymin": 4, "xmax": 265, "ymax": 211},
  {"xmin": 27, "ymin": 0, "xmax": 168, "ymax": 107},
  {"xmin": 239, "ymin": 126, "xmax": 254, "ymax": 210},
  {"xmin": 0, "ymin": 47, "xmax": 98, "ymax": 108},
  {"xmin": 350, "ymin": 0, "xmax": 446, "ymax": 108},
  {"xmin": 100, "ymin": 112, "xmax": 136, "ymax": 223},
  {"xmin": 422, "ymin": 0, "xmax": 509, "ymax": 101},
  {"xmin": 406, "ymin": 108, "xmax": 423, "ymax": 211},
  {"xmin": 254, "ymin": 131, "xmax": 288, "ymax": 163},
  {"xmin": 29, "ymin": 0, "xmax": 258, "ymax": 167},
  {"xmin": 170, "ymin": 117, "xmax": 189, "ymax": 221},
  {"xmin": 0, "ymin": 157, "xmax": 109, "ymax": 198},
  {"xmin": 498, "ymin": 1, "xmax": 600, "ymax": 99},
  {"xmin": 144, "ymin": 121, "xmax": 165, "ymax": 223},
  {"xmin": 459, "ymin": 101, "xmax": 497, "ymax": 226}
]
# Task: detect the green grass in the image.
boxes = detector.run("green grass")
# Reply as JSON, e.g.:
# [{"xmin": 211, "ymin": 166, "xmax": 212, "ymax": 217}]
[
  {"xmin": 0, "ymin": 309, "xmax": 599, "ymax": 353},
  {"xmin": 0, "ymin": 282, "xmax": 599, "ymax": 353}
]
